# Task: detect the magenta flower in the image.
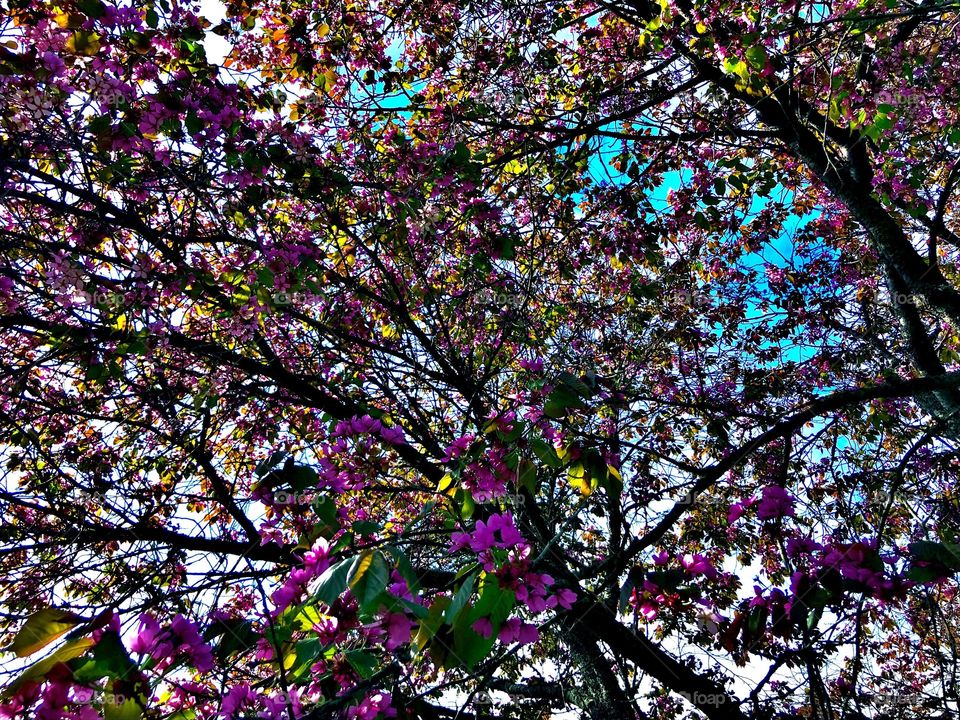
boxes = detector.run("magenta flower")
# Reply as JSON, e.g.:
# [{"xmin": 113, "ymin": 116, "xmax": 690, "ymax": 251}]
[
  {"xmin": 221, "ymin": 684, "xmax": 258, "ymax": 718},
  {"xmin": 130, "ymin": 613, "xmax": 214, "ymax": 672},
  {"xmin": 487, "ymin": 512, "xmax": 524, "ymax": 548},
  {"xmin": 442, "ymin": 434, "xmax": 475, "ymax": 462},
  {"xmin": 757, "ymin": 485, "xmax": 796, "ymax": 520},
  {"xmin": 346, "ymin": 692, "xmax": 396, "ymax": 720},
  {"xmin": 472, "ymin": 617, "xmax": 493, "ymax": 638},
  {"xmin": 497, "ymin": 617, "xmax": 539, "ymax": 645},
  {"xmin": 681, "ymin": 553, "xmax": 719, "ymax": 579},
  {"xmin": 554, "ymin": 588, "xmax": 577, "ymax": 609},
  {"xmin": 727, "ymin": 497, "xmax": 757, "ymax": 523},
  {"xmin": 381, "ymin": 612, "xmax": 413, "ymax": 650}
]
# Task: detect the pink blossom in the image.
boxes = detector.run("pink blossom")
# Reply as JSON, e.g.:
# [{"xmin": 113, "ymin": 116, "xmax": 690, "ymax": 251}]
[
  {"xmin": 381, "ymin": 613, "xmax": 413, "ymax": 650},
  {"xmin": 681, "ymin": 553, "xmax": 719, "ymax": 580},
  {"xmin": 472, "ymin": 617, "xmax": 493, "ymax": 638},
  {"xmin": 757, "ymin": 485, "xmax": 796, "ymax": 520},
  {"xmin": 498, "ymin": 618, "xmax": 539, "ymax": 645},
  {"xmin": 221, "ymin": 684, "xmax": 258, "ymax": 718}
]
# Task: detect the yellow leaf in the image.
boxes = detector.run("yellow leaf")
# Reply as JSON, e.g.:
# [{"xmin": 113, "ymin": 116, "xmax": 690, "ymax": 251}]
[
  {"xmin": 567, "ymin": 463, "xmax": 597, "ymax": 496},
  {"xmin": 55, "ymin": 12, "xmax": 84, "ymax": 28},
  {"xmin": 293, "ymin": 606, "xmax": 334, "ymax": 631},
  {"xmin": 104, "ymin": 681, "xmax": 145, "ymax": 720},
  {"xmin": 8, "ymin": 608, "xmax": 84, "ymax": 658},
  {"xmin": 317, "ymin": 22, "xmax": 330, "ymax": 37},
  {"xmin": 322, "ymin": 68, "xmax": 338, "ymax": 91},
  {"xmin": 348, "ymin": 551, "xmax": 374, "ymax": 589},
  {"xmin": 437, "ymin": 473, "xmax": 456, "ymax": 496},
  {"xmin": 2, "ymin": 638, "xmax": 95, "ymax": 698},
  {"xmin": 66, "ymin": 31, "xmax": 101, "ymax": 56}
]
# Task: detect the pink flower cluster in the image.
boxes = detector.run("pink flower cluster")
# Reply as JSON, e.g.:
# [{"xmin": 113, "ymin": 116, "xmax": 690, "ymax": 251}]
[
  {"xmin": 332, "ymin": 415, "xmax": 407, "ymax": 446},
  {"xmin": 365, "ymin": 611, "xmax": 414, "ymax": 651},
  {"xmin": 728, "ymin": 485, "xmax": 796, "ymax": 522},
  {"xmin": 632, "ymin": 579, "xmax": 670, "ymax": 621},
  {"xmin": 129, "ymin": 613, "xmax": 214, "ymax": 672},
  {"xmin": 271, "ymin": 537, "xmax": 332, "ymax": 613},
  {"xmin": 681, "ymin": 553, "xmax": 719, "ymax": 580},
  {"xmin": 757, "ymin": 485, "xmax": 796, "ymax": 520},
  {"xmin": 450, "ymin": 512, "xmax": 525, "ymax": 555},
  {"xmin": 441, "ymin": 434, "xmax": 475, "ymax": 462},
  {"xmin": 346, "ymin": 692, "xmax": 395, "ymax": 720}
]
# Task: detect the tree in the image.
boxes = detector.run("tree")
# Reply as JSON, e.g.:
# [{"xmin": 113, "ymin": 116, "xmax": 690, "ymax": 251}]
[{"xmin": 0, "ymin": 0, "xmax": 959, "ymax": 718}]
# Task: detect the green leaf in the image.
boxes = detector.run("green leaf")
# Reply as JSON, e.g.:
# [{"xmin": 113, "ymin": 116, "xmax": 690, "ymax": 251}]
[
  {"xmin": 747, "ymin": 606, "xmax": 767, "ymax": 635},
  {"xmin": 460, "ymin": 489, "xmax": 475, "ymax": 519},
  {"xmin": 352, "ymin": 520, "xmax": 380, "ymax": 536},
  {"xmin": 557, "ymin": 371, "xmax": 592, "ymax": 398},
  {"xmin": 414, "ymin": 597, "xmax": 451, "ymax": 650},
  {"xmin": 348, "ymin": 551, "xmax": 390, "ymax": 609},
  {"xmin": 71, "ymin": 631, "xmax": 136, "ymax": 682},
  {"xmin": 313, "ymin": 557, "xmax": 354, "ymax": 606},
  {"xmin": 203, "ymin": 618, "xmax": 259, "ymax": 660},
  {"xmin": 184, "ymin": 111, "xmax": 203, "ymax": 135},
  {"xmin": 517, "ymin": 460, "xmax": 537, "ymax": 494},
  {"xmin": 544, "ymin": 385, "xmax": 587, "ymax": 418},
  {"xmin": 2, "ymin": 638, "xmax": 96, "ymax": 698},
  {"xmin": 284, "ymin": 638, "xmax": 322, "ymax": 681},
  {"xmin": 469, "ymin": 573, "xmax": 515, "ymax": 624},
  {"xmin": 288, "ymin": 465, "xmax": 318, "ymax": 491},
  {"xmin": 451, "ymin": 142, "xmax": 470, "ymax": 164},
  {"xmin": 444, "ymin": 572, "xmax": 477, "ymax": 624},
  {"xmin": 745, "ymin": 46, "xmax": 767, "ymax": 70},
  {"xmin": 645, "ymin": 569, "xmax": 686, "ymax": 590},
  {"xmin": 567, "ymin": 462, "xmax": 598, "ymax": 496},
  {"xmin": 908, "ymin": 540, "xmax": 960, "ymax": 569},
  {"xmin": 874, "ymin": 115, "xmax": 894, "ymax": 130},
  {"xmin": 906, "ymin": 565, "xmax": 946, "ymax": 583},
  {"xmin": 385, "ymin": 546, "xmax": 421, "ymax": 595},
  {"xmin": 103, "ymin": 679, "xmax": 145, "ymax": 720},
  {"xmin": 531, "ymin": 438, "xmax": 563, "ymax": 468},
  {"xmin": 452, "ymin": 613, "xmax": 496, "ymax": 669},
  {"xmin": 345, "ymin": 649, "xmax": 378, "ymax": 679},
  {"xmin": 8, "ymin": 608, "xmax": 84, "ymax": 658},
  {"xmin": 310, "ymin": 495, "xmax": 339, "ymax": 537}
]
